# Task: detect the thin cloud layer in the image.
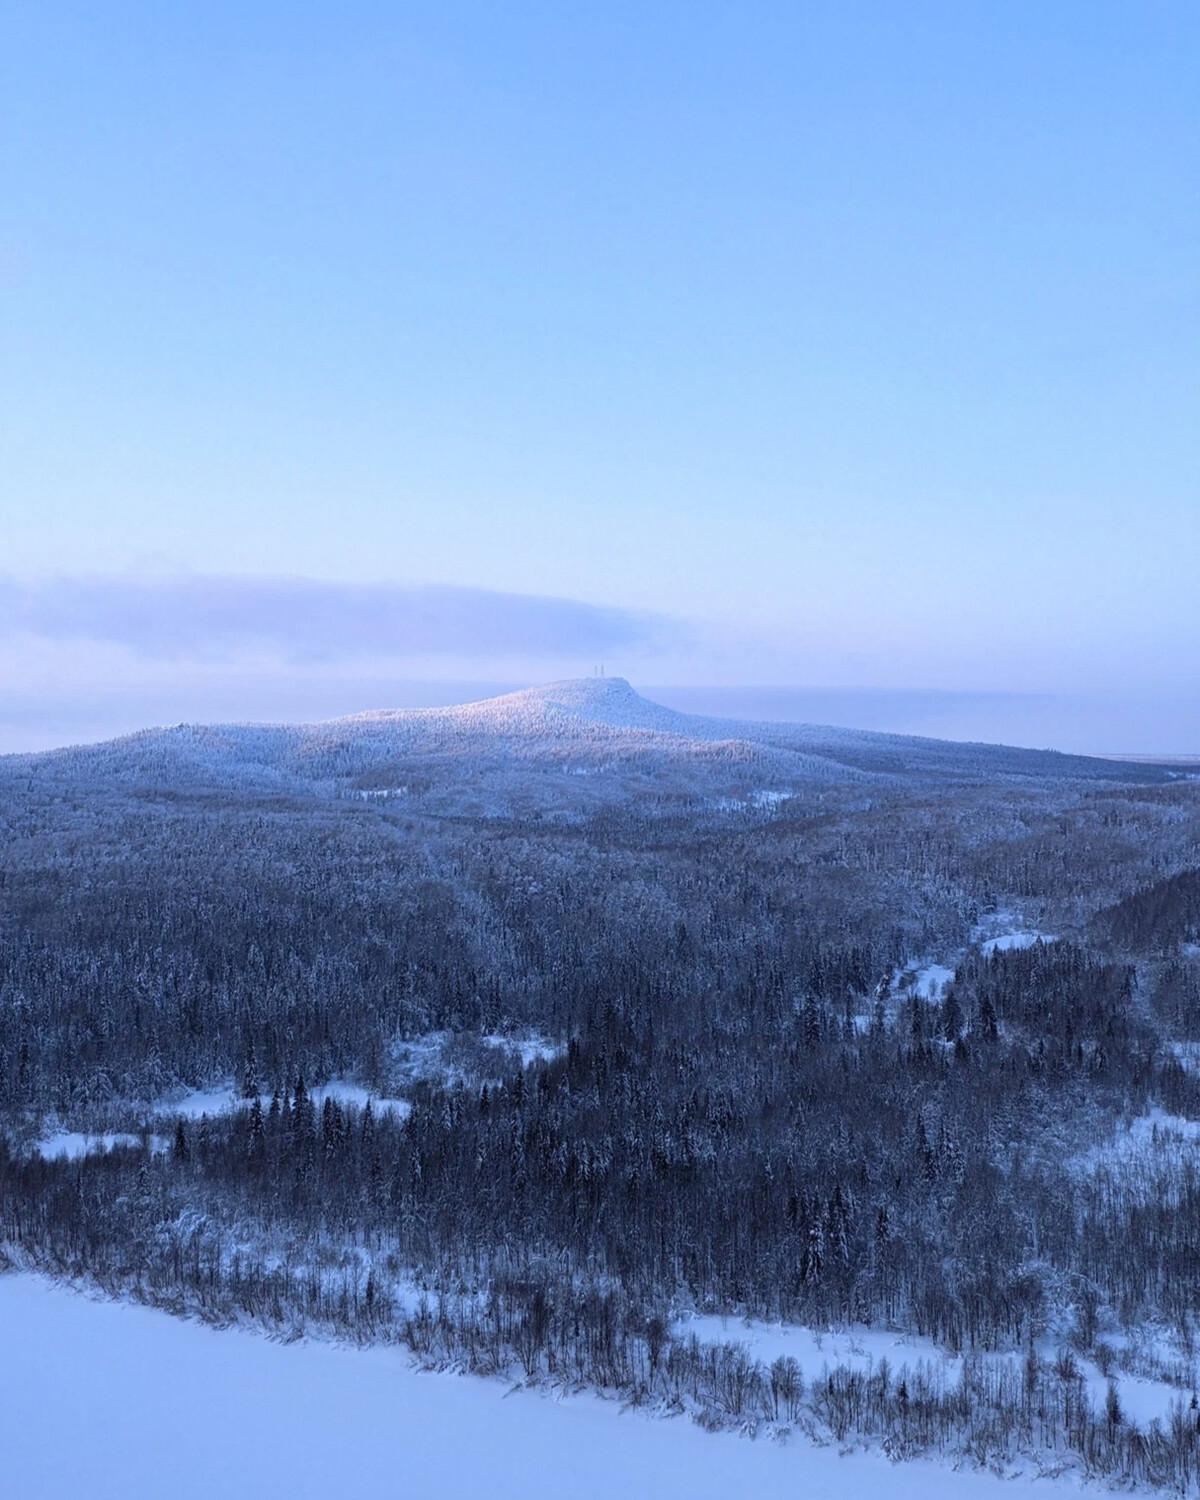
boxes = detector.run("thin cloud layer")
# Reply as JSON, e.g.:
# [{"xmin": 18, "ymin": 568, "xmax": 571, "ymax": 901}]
[{"xmin": 0, "ymin": 575, "xmax": 678, "ymax": 663}]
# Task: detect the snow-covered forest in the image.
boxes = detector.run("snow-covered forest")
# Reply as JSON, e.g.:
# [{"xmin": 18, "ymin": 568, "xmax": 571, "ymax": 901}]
[{"xmin": 4, "ymin": 680, "xmax": 1200, "ymax": 1491}]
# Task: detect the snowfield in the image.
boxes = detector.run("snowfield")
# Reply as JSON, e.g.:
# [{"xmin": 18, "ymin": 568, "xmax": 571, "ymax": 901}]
[{"xmin": 0, "ymin": 1274, "xmax": 1081, "ymax": 1500}]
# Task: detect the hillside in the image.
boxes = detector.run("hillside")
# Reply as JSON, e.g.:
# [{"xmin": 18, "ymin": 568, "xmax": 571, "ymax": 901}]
[{"xmin": 4, "ymin": 678, "xmax": 1172, "ymax": 801}]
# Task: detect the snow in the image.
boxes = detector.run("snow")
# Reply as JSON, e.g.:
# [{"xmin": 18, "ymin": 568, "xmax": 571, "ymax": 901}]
[
  {"xmin": 1170, "ymin": 1041, "xmax": 1200, "ymax": 1072},
  {"xmin": 713, "ymin": 788, "xmax": 794, "ymax": 812},
  {"xmin": 882, "ymin": 924, "xmax": 1062, "ymax": 1008},
  {"xmin": 33, "ymin": 1132, "xmax": 150, "ymax": 1160},
  {"xmin": 481, "ymin": 1033, "xmax": 562, "ymax": 1067},
  {"xmin": 1083, "ymin": 1364, "xmax": 1189, "ymax": 1429},
  {"xmin": 887, "ymin": 924, "xmax": 1058, "ymax": 1007},
  {"xmin": 980, "ymin": 931, "xmax": 1056, "ymax": 955},
  {"xmin": 910, "ymin": 964, "xmax": 956, "ymax": 1000},
  {"xmin": 0, "ymin": 1274, "xmax": 1082, "ymax": 1500},
  {"xmin": 392, "ymin": 1030, "xmax": 562, "ymax": 1084},
  {"xmin": 889, "ymin": 962, "xmax": 956, "ymax": 1001},
  {"xmin": 678, "ymin": 1314, "xmax": 950, "ymax": 1374},
  {"xmin": 969, "ymin": 910, "xmax": 1057, "ymax": 957},
  {"xmin": 310, "ymin": 1080, "xmax": 410, "ymax": 1116},
  {"xmin": 161, "ymin": 1080, "xmax": 410, "ymax": 1121},
  {"xmin": 30, "ymin": 1081, "xmax": 415, "ymax": 1158},
  {"xmin": 1070, "ymin": 1106, "xmax": 1200, "ymax": 1174},
  {"xmin": 160, "ymin": 1085, "xmax": 239, "ymax": 1120},
  {"xmin": 680, "ymin": 1312, "xmax": 1194, "ymax": 1433},
  {"xmin": 16, "ymin": 676, "xmax": 1161, "ymax": 805},
  {"xmin": 886, "ymin": 921, "xmax": 1058, "ymax": 1008}
]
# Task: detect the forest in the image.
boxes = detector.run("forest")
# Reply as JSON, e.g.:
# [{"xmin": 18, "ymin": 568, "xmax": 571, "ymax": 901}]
[{"xmin": 3, "ymin": 683, "xmax": 1200, "ymax": 1488}]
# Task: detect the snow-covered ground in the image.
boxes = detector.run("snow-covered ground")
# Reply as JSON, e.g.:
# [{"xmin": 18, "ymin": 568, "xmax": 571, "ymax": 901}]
[
  {"xmin": 902, "ymin": 963, "xmax": 957, "ymax": 1000},
  {"xmin": 156, "ymin": 1041, "xmax": 559, "ymax": 1125},
  {"xmin": 970, "ymin": 909, "xmax": 1057, "ymax": 956},
  {"xmin": 37, "ymin": 676, "xmax": 1127, "ymax": 803},
  {"xmin": 679, "ymin": 1311, "xmax": 1194, "ymax": 1432},
  {"xmin": 1069, "ymin": 1106, "xmax": 1200, "ymax": 1177},
  {"xmin": 28, "ymin": 1080, "xmax": 412, "ymax": 1160},
  {"xmin": 888, "ymin": 919, "xmax": 1059, "ymax": 1008},
  {"xmin": 1171, "ymin": 1041, "xmax": 1200, "ymax": 1071},
  {"xmin": 0, "ymin": 1274, "xmax": 1081, "ymax": 1500},
  {"xmin": 481, "ymin": 1032, "xmax": 562, "ymax": 1067},
  {"xmin": 161, "ymin": 1079, "xmax": 411, "ymax": 1120},
  {"xmin": 392, "ymin": 1029, "xmax": 562, "ymax": 1083},
  {"xmin": 980, "ymin": 931, "xmax": 1056, "ymax": 956},
  {"xmin": 679, "ymin": 1313, "xmax": 951, "ymax": 1373},
  {"xmin": 33, "ymin": 1131, "xmax": 162, "ymax": 1160},
  {"xmin": 712, "ymin": 787, "xmax": 795, "ymax": 812}
]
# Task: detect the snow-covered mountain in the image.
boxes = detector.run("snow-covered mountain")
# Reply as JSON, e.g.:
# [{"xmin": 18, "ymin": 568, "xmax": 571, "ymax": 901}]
[{"xmin": 4, "ymin": 677, "xmax": 1171, "ymax": 796}]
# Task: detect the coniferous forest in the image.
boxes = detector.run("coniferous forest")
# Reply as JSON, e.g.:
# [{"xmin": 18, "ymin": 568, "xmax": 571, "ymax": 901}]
[{"xmin": 3, "ymin": 682, "xmax": 1200, "ymax": 1488}]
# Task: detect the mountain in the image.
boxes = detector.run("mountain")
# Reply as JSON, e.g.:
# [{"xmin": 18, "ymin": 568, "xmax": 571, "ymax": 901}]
[{"xmin": 5, "ymin": 678, "xmax": 1172, "ymax": 801}]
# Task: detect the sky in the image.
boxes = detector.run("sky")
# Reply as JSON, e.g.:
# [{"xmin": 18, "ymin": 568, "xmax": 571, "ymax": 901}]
[{"xmin": 1, "ymin": 2, "xmax": 1197, "ymax": 751}]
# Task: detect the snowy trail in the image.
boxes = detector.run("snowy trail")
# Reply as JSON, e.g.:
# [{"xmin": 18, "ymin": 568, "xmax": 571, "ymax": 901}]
[{"xmin": 0, "ymin": 1275, "xmax": 1083, "ymax": 1500}]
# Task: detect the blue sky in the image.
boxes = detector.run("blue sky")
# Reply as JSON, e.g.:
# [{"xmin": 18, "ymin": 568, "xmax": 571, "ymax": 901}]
[{"xmin": 1, "ymin": 2, "xmax": 1197, "ymax": 748}]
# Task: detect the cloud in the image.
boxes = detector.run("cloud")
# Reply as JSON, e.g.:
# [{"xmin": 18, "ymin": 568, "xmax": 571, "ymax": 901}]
[{"xmin": 0, "ymin": 574, "xmax": 680, "ymax": 663}]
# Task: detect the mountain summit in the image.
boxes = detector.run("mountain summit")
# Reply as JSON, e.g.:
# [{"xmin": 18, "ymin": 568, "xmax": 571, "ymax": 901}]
[{"xmin": 387, "ymin": 677, "xmax": 701, "ymax": 738}]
